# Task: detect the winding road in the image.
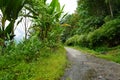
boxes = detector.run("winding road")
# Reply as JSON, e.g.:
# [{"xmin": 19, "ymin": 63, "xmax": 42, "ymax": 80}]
[{"xmin": 61, "ymin": 47, "xmax": 120, "ymax": 80}]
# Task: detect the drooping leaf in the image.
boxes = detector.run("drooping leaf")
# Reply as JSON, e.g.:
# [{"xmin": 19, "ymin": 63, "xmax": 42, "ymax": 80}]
[{"xmin": 4, "ymin": 20, "xmax": 14, "ymax": 36}]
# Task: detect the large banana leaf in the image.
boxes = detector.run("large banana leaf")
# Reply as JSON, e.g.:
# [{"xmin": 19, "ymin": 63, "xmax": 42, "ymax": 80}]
[
  {"xmin": 4, "ymin": 0, "xmax": 25, "ymax": 21},
  {"xmin": 0, "ymin": 0, "xmax": 25, "ymax": 40},
  {"xmin": 49, "ymin": 0, "xmax": 59, "ymax": 14},
  {"xmin": 4, "ymin": 21, "xmax": 14, "ymax": 35}
]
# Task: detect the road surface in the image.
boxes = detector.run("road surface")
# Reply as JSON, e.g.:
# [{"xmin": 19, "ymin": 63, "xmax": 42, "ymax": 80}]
[{"xmin": 61, "ymin": 47, "xmax": 120, "ymax": 80}]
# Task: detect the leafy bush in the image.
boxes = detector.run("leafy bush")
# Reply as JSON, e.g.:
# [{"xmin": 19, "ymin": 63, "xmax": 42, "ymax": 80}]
[
  {"xmin": 103, "ymin": 15, "xmax": 112, "ymax": 22},
  {"xmin": 66, "ymin": 19, "xmax": 120, "ymax": 48},
  {"xmin": 87, "ymin": 19, "xmax": 120, "ymax": 47},
  {"xmin": 65, "ymin": 34, "xmax": 88, "ymax": 47},
  {"xmin": 76, "ymin": 16, "xmax": 104, "ymax": 34},
  {"xmin": 65, "ymin": 35, "xmax": 80, "ymax": 46},
  {"xmin": 78, "ymin": 34, "xmax": 89, "ymax": 46}
]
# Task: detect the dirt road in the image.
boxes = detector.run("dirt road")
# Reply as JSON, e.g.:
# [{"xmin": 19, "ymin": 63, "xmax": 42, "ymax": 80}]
[{"xmin": 61, "ymin": 47, "xmax": 120, "ymax": 80}]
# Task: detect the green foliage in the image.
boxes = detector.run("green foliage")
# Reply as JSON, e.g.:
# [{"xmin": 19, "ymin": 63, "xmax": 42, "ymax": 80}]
[
  {"xmin": 66, "ymin": 19, "xmax": 120, "ymax": 48},
  {"xmin": 61, "ymin": 14, "xmax": 80, "ymax": 43},
  {"xmin": 77, "ymin": 0, "xmax": 108, "ymax": 16},
  {"xmin": 0, "ymin": 36, "xmax": 67, "ymax": 80},
  {"xmin": 0, "ymin": 0, "xmax": 67, "ymax": 79},
  {"xmin": 62, "ymin": 0, "xmax": 120, "ymax": 48},
  {"xmin": 61, "ymin": 26, "xmax": 78, "ymax": 43},
  {"xmin": 65, "ymin": 35, "xmax": 80, "ymax": 46},
  {"xmin": 61, "ymin": 0, "xmax": 107, "ymax": 43},
  {"xmin": 0, "ymin": 0, "xmax": 26, "ymax": 42},
  {"xmin": 76, "ymin": 16, "xmax": 104, "ymax": 34},
  {"xmin": 65, "ymin": 34, "xmax": 88, "ymax": 47},
  {"xmin": 26, "ymin": 0, "xmax": 64, "ymax": 44},
  {"xmin": 103, "ymin": 15, "xmax": 112, "ymax": 22},
  {"xmin": 87, "ymin": 19, "xmax": 120, "ymax": 47}
]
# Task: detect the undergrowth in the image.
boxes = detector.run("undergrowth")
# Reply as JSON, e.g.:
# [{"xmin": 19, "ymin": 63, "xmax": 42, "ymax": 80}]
[{"xmin": 0, "ymin": 37, "xmax": 67, "ymax": 80}]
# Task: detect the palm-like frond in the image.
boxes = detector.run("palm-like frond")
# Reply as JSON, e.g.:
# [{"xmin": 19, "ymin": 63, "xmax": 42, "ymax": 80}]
[{"xmin": 0, "ymin": 0, "xmax": 25, "ymax": 41}]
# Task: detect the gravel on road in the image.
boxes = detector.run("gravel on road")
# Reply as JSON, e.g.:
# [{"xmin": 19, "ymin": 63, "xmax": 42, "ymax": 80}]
[{"xmin": 61, "ymin": 47, "xmax": 120, "ymax": 80}]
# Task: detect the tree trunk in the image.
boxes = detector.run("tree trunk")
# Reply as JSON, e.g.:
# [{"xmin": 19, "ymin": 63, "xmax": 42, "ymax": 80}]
[
  {"xmin": 109, "ymin": 1, "xmax": 113, "ymax": 18},
  {"xmin": 25, "ymin": 9, "xmax": 27, "ymax": 40},
  {"xmin": 1, "ymin": 17, "xmax": 6, "ymax": 47}
]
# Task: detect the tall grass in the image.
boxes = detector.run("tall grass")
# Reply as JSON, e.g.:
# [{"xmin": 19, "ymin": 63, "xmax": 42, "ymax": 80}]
[{"xmin": 0, "ymin": 37, "xmax": 67, "ymax": 80}]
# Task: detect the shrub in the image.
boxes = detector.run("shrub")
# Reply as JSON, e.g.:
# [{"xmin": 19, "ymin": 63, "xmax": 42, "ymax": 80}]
[
  {"xmin": 65, "ymin": 34, "xmax": 89, "ymax": 47},
  {"xmin": 65, "ymin": 35, "xmax": 80, "ymax": 46},
  {"xmin": 66, "ymin": 19, "xmax": 120, "ymax": 48},
  {"xmin": 78, "ymin": 34, "xmax": 89, "ymax": 47},
  {"xmin": 103, "ymin": 15, "xmax": 112, "ymax": 22},
  {"xmin": 87, "ymin": 19, "xmax": 120, "ymax": 47}
]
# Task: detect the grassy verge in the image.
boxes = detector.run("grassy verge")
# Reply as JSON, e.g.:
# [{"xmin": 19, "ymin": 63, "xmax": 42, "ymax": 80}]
[
  {"xmin": 0, "ymin": 46, "xmax": 67, "ymax": 80},
  {"xmin": 31, "ymin": 47, "xmax": 67, "ymax": 80},
  {"xmin": 71, "ymin": 46, "xmax": 120, "ymax": 64}
]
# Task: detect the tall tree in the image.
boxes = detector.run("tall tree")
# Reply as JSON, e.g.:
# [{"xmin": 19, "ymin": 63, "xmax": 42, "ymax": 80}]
[
  {"xmin": 105, "ymin": 0, "xmax": 120, "ymax": 18},
  {"xmin": 105, "ymin": 0, "xmax": 113, "ymax": 17}
]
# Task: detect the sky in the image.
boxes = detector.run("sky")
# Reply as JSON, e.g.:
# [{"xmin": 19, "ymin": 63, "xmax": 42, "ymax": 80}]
[
  {"xmin": 14, "ymin": 0, "xmax": 78, "ymax": 41},
  {"xmin": 47, "ymin": 0, "xmax": 77, "ymax": 14}
]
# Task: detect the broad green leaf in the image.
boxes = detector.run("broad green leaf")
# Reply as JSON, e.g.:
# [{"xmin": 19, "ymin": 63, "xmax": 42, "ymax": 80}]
[{"xmin": 4, "ymin": 20, "xmax": 15, "ymax": 36}]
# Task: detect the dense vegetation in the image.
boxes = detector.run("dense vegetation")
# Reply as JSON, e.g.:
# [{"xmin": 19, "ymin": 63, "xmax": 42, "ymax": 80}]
[
  {"xmin": 0, "ymin": 0, "xmax": 67, "ymax": 79},
  {"xmin": 0, "ymin": 39, "xmax": 67, "ymax": 79},
  {"xmin": 1, "ymin": 0, "xmax": 120, "ymax": 79},
  {"xmin": 62, "ymin": 0, "xmax": 120, "ymax": 63}
]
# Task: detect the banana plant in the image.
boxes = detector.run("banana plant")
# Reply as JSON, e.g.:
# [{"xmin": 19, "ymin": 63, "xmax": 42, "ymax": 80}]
[
  {"xmin": 48, "ymin": 0, "xmax": 65, "ymax": 21},
  {"xmin": 0, "ymin": 0, "xmax": 25, "ymax": 46},
  {"xmin": 28, "ymin": 0, "xmax": 65, "ymax": 40},
  {"xmin": 22, "ymin": 0, "xmax": 66, "ymax": 42}
]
